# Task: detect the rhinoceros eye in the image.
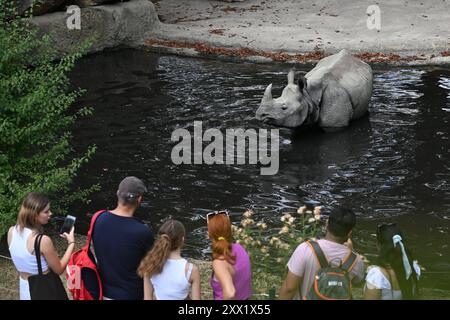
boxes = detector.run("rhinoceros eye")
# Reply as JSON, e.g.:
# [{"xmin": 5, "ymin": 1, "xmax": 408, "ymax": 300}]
[{"xmin": 281, "ymin": 105, "xmax": 288, "ymax": 110}]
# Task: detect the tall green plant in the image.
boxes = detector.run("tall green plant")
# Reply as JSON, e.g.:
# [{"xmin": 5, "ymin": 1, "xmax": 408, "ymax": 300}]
[
  {"xmin": 233, "ymin": 206, "xmax": 325, "ymax": 298},
  {"xmin": 0, "ymin": 1, "xmax": 97, "ymax": 236}
]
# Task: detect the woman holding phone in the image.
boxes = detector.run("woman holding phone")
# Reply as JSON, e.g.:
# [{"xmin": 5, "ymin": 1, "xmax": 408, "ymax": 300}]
[{"xmin": 7, "ymin": 192, "xmax": 76, "ymax": 300}]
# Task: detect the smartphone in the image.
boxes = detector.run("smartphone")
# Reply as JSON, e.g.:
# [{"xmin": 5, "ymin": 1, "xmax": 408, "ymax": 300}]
[{"xmin": 60, "ymin": 215, "xmax": 76, "ymax": 234}]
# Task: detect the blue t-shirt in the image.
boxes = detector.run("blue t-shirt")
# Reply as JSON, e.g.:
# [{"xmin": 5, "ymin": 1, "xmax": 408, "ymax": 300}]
[{"xmin": 92, "ymin": 211, "xmax": 154, "ymax": 300}]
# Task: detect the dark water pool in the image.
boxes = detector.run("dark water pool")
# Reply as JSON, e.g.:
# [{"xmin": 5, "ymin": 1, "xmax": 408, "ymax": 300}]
[{"xmin": 68, "ymin": 49, "xmax": 449, "ymax": 290}]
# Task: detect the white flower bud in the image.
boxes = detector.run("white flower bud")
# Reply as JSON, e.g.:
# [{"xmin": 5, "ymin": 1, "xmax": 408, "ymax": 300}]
[{"xmin": 297, "ymin": 206, "xmax": 307, "ymax": 215}]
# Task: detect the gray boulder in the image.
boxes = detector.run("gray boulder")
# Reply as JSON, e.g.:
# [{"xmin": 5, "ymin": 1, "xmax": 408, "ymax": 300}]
[
  {"xmin": 72, "ymin": 0, "xmax": 120, "ymax": 8},
  {"xmin": 29, "ymin": 0, "xmax": 159, "ymax": 57},
  {"xmin": 15, "ymin": 0, "xmax": 66, "ymax": 16}
]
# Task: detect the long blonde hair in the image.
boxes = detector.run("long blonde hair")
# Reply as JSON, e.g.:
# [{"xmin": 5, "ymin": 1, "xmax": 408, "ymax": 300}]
[
  {"xmin": 16, "ymin": 192, "xmax": 49, "ymax": 232},
  {"xmin": 137, "ymin": 219, "xmax": 185, "ymax": 278}
]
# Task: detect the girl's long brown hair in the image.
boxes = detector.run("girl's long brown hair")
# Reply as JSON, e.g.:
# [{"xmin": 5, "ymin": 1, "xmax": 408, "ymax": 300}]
[
  {"xmin": 208, "ymin": 213, "xmax": 236, "ymax": 265},
  {"xmin": 138, "ymin": 219, "xmax": 185, "ymax": 278},
  {"xmin": 16, "ymin": 192, "xmax": 49, "ymax": 232}
]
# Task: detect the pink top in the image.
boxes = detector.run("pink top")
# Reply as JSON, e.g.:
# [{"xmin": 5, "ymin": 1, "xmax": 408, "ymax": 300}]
[{"xmin": 210, "ymin": 243, "xmax": 252, "ymax": 300}]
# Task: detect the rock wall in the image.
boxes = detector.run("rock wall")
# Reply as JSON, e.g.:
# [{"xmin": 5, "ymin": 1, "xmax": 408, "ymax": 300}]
[
  {"xmin": 15, "ymin": 0, "xmax": 66, "ymax": 16},
  {"xmin": 29, "ymin": 0, "xmax": 160, "ymax": 56}
]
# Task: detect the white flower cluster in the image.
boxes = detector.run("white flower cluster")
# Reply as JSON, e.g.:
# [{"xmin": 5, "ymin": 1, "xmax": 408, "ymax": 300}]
[
  {"xmin": 297, "ymin": 206, "xmax": 307, "ymax": 215},
  {"xmin": 281, "ymin": 213, "xmax": 296, "ymax": 225},
  {"xmin": 241, "ymin": 218, "xmax": 255, "ymax": 227},
  {"xmin": 243, "ymin": 209, "xmax": 254, "ymax": 218},
  {"xmin": 256, "ymin": 222, "xmax": 267, "ymax": 230}
]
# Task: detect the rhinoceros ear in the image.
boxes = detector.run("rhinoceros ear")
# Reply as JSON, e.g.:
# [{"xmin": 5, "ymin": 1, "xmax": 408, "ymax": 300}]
[{"xmin": 296, "ymin": 72, "xmax": 307, "ymax": 91}]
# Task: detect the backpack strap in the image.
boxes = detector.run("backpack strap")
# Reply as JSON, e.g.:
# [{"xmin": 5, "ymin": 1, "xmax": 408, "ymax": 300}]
[
  {"xmin": 85, "ymin": 210, "xmax": 106, "ymax": 250},
  {"xmin": 307, "ymin": 240, "xmax": 329, "ymax": 269},
  {"xmin": 340, "ymin": 250, "xmax": 357, "ymax": 272}
]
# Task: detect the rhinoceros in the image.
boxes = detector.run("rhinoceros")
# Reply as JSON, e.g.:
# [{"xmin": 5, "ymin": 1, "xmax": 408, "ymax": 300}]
[{"xmin": 255, "ymin": 49, "xmax": 373, "ymax": 130}]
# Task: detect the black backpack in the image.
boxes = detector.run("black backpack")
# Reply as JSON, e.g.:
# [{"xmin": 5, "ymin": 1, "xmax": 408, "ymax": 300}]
[{"xmin": 304, "ymin": 240, "xmax": 357, "ymax": 300}]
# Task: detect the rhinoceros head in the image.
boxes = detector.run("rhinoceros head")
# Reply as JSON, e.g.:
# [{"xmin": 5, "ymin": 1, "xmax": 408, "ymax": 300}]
[{"xmin": 255, "ymin": 70, "xmax": 310, "ymax": 128}]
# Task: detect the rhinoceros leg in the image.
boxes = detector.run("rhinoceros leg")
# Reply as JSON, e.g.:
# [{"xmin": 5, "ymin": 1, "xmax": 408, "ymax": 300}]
[{"xmin": 318, "ymin": 82, "xmax": 354, "ymax": 131}]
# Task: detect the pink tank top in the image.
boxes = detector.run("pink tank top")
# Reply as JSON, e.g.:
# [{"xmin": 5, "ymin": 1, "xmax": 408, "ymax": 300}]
[{"xmin": 210, "ymin": 243, "xmax": 252, "ymax": 300}]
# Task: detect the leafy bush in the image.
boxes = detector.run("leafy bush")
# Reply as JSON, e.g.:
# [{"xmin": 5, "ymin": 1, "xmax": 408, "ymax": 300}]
[
  {"xmin": 0, "ymin": 1, "xmax": 97, "ymax": 236},
  {"xmin": 233, "ymin": 206, "xmax": 325, "ymax": 299}
]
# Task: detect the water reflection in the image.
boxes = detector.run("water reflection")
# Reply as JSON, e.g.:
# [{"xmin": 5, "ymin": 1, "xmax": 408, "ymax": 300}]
[{"xmin": 68, "ymin": 50, "xmax": 450, "ymax": 290}]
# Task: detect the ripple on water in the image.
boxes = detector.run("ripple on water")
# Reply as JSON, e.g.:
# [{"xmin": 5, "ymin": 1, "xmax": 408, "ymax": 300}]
[{"xmin": 69, "ymin": 51, "xmax": 450, "ymax": 289}]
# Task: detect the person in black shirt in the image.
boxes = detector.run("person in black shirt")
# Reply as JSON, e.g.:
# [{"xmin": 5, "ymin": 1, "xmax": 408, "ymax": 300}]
[{"xmin": 93, "ymin": 176, "xmax": 154, "ymax": 300}]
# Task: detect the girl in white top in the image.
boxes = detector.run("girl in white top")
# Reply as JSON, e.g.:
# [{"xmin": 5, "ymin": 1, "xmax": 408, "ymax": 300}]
[
  {"xmin": 138, "ymin": 219, "xmax": 201, "ymax": 300},
  {"xmin": 7, "ymin": 192, "xmax": 76, "ymax": 300},
  {"xmin": 364, "ymin": 223, "xmax": 420, "ymax": 300}
]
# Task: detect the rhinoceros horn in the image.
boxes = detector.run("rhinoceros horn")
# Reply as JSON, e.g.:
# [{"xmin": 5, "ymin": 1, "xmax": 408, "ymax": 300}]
[
  {"xmin": 262, "ymin": 83, "xmax": 273, "ymax": 102},
  {"xmin": 288, "ymin": 70, "xmax": 295, "ymax": 85}
]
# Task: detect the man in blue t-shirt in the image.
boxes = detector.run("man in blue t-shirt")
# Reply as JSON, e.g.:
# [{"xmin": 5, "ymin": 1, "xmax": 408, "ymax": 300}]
[{"xmin": 93, "ymin": 176, "xmax": 154, "ymax": 300}]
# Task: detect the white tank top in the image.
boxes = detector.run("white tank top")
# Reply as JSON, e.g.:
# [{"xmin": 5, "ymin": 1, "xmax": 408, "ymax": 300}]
[
  {"xmin": 151, "ymin": 258, "xmax": 193, "ymax": 300},
  {"xmin": 9, "ymin": 226, "xmax": 49, "ymax": 274}
]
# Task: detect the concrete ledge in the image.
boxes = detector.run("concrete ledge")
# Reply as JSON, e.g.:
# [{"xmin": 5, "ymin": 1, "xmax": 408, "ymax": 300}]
[
  {"xmin": 144, "ymin": 0, "xmax": 450, "ymax": 66},
  {"xmin": 29, "ymin": 0, "xmax": 160, "ymax": 56},
  {"xmin": 141, "ymin": 38, "xmax": 450, "ymax": 67}
]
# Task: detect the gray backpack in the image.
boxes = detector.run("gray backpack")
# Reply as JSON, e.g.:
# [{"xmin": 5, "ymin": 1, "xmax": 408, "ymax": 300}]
[{"xmin": 304, "ymin": 240, "xmax": 357, "ymax": 300}]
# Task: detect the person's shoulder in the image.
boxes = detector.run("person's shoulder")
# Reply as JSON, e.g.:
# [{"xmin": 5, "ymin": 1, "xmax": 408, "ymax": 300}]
[
  {"xmin": 233, "ymin": 242, "xmax": 247, "ymax": 252},
  {"xmin": 367, "ymin": 264, "xmax": 381, "ymax": 271},
  {"xmin": 297, "ymin": 240, "xmax": 312, "ymax": 249},
  {"xmin": 233, "ymin": 242, "xmax": 251, "ymax": 259},
  {"xmin": 191, "ymin": 263, "xmax": 200, "ymax": 275},
  {"xmin": 7, "ymin": 226, "xmax": 14, "ymax": 237},
  {"xmin": 39, "ymin": 234, "xmax": 55, "ymax": 252},
  {"xmin": 291, "ymin": 240, "xmax": 314, "ymax": 258},
  {"xmin": 317, "ymin": 238, "xmax": 345, "ymax": 249},
  {"xmin": 366, "ymin": 265, "xmax": 384, "ymax": 277},
  {"xmin": 365, "ymin": 265, "xmax": 391, "ymax": 288},
  {"xmin": 132, "ymin": 216, "xmax": 148, "ymax": 226},
  {"xmin": 212, "ymin": 257, "xmax": 228, "ymax": 268},
  {"xmin": 91, "ymin": 211, "xmax": 111, "ymax": 232},
  {"xmin": 132, "ymin": 218, "xmax": 152, "ymax": 230},
  {"xmin": 93, "ymin": 210, "xmax": 112, "ymax": 223},
  {"xmin": 7, "ymin": 226, "xmax": 15, "ymax": 244},
  {"xmin": 131, "ymin": 219, "xmax": 153, "ymax": 237}
]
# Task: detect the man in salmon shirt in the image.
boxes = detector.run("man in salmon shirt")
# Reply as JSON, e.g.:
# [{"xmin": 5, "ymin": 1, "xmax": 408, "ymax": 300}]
[{"xmin": 279, "ymin": 207, "xmax": 365, "ymax": 300}]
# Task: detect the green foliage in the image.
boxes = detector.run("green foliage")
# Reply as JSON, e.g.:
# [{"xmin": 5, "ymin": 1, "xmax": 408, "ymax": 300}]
[
  {"xmin": 233, "ymin": 206, "xmax": 325, "ymax": 298},
  {"xmin": 0, "ymin": 0, "xmax": 97, "ymax": 236}
]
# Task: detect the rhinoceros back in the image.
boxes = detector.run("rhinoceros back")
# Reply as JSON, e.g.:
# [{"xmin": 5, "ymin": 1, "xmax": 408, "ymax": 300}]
[{"xmin": 306, "ymin": 49, "xmax": 373, "ymax": 120}]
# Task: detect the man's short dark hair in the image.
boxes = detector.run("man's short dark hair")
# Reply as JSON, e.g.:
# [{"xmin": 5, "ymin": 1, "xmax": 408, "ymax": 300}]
[
  {"xmin": 327, "ymin": 207, "xmax": 356, "ymax": 239},
  {"xmin": 118, "ymin": 194, "xmax": 140, "ymax": 206}
]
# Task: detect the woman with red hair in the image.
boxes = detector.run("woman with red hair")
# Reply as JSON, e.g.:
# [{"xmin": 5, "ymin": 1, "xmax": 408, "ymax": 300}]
[{"xmin": 207, "ymin": 211, "xmax": 252, "ymax": 300}]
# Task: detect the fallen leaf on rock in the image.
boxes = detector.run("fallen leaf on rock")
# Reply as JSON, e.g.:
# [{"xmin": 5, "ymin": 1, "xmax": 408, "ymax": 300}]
[{"xmin": 209, "ymin": 29, "xmax": 226, "ymax": 35}]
